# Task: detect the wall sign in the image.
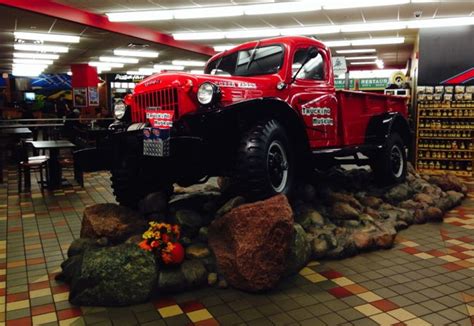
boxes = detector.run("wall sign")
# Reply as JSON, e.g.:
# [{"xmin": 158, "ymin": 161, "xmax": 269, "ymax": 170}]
[
  {"xmin": 88, "ymin": 87, "xmax": 99, "ymax": 106},
  {"xmin": 73, "ymin": 88, "xmax": 87, "ymax": 107}
]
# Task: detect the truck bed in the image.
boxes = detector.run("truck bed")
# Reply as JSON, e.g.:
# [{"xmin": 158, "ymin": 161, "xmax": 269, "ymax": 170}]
[{"xmin": 336, "ymin": 90, "xmax": 408, "ymax": 146}]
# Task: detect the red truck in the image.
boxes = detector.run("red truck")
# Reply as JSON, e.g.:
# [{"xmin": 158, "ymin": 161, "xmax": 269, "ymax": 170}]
[{"xmin": 84, "ymin": 36, "xmax": 410, "ymax": 207}]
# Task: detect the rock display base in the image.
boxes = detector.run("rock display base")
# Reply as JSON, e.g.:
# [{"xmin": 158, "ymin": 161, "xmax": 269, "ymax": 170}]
[{"xmin": 57, "ymin": 164, "xmax": 467, "ymax": 305}]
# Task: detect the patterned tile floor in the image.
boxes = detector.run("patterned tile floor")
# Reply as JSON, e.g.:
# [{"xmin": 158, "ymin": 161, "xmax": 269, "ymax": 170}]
[{"xmin": 0, "ymin": 166, "xmax": 473, "ymax": 326}]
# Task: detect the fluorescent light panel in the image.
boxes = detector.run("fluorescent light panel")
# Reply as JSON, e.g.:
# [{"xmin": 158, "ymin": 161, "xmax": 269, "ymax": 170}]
[
  {"xmin": 99, "ymin": 56, "xmax": 139, "ymax": 64},
  {"xmin": 14, "ymin": 52, "xmax": 60, "ymax": 60},
  {"xmin": 14, "ymin": 31, "xmax": 80, "ymax": 43},
  {"xmin": 89, "ymin": 61, "xmax": 124, "ymax": 68},
  {"xmin": 113, "ymin": 49, "xmax": 159, "ymax": 58},
  {"xmin": 14, "ymin": 44, "xmax": 69, "ymax": 53},
  {"xmin": 214, "ymin": 45, "xmax": 235, "ymax": 52},
  {"xmin": 323, "ymin": 0, "xmax": 409, "ymax": 10},
  {"xmin": 189, "ymin": 70, "xmax": 204, "ymax": 74},
  {"xmin": 336, "ymin": 49, "xmax": 376, "ymax": 54},
  {"xmin": 153, "ymin": 64, "xmax": 185, "ymax": 70},
  {"xmin": 13, "ymin": 58, "xmax": 54, "ymax": 65},
  {"xmin": 174, "ymin": 7, "xmax": 243, "ymax": 19},
  {"xmin": 173, "ymin": 16, "xmax": 474, "ymax": 41},
  {"xmin": 138, "ymin": 68, "xmax": 157, "ymax": 74},
  {"xmin": 350, "ymin": 61, "xmax": 378, "ymax": 65},
  {"xmin": 345, "ymin": 56, "xmax": 378, "ymax": 60},
  {"xmin": 13, "ymin": 63, "xmax": 48, "ymax": 69},
  {"xmin": 12, "ymin": 71, "xmax": 42, "ymax": 77},
  {"xmin": 108, "ymin": 0, "xmax": 443, "ymax": 23},
  {"xmin": 126, "ymin": 71, "xmax": 148, "ymax": 75},
  {"xmin": 171, "ymin": 60, "xmax": 206, "ymax": 67}
]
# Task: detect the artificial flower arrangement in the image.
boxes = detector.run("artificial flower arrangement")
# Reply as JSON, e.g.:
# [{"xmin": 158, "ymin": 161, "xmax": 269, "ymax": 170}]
[{"xmin": 139, "ymin": 222, "xmax": 185, "ymax": 265}]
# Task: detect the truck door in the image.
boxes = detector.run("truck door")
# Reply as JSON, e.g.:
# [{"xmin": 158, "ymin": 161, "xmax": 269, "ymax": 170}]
[{"xmin": 288, "ymin": 46, "xmax": 338, "ymax": 148}]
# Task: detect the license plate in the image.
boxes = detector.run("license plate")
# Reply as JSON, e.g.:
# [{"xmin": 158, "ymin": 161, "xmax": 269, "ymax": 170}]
[
  {"xmin": 143, "ymin": 128, "xmax": 170, "ymax": 157},
  {"xmin": 143, "ymin": 109, "xmax": 174, "ymax": 157}
]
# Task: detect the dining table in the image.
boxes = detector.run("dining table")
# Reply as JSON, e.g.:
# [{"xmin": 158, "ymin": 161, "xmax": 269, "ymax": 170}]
[{"xmin": 28, "ymin": 140, "xmax": 76, "ymax": 188}]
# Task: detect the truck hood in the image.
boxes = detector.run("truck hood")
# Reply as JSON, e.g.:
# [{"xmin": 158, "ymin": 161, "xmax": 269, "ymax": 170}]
[{"xmin": 134, "ymin": 72, "xmax": 285, "ymax": 106}]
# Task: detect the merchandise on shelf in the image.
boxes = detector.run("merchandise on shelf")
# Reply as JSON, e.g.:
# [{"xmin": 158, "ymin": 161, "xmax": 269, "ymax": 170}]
[{"xmin": 415, "ymin": 85, "xmax": 473, "ymax": 177}]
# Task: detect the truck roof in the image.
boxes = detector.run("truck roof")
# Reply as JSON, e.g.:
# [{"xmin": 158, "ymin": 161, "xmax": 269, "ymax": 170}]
[{"xmin": 208, "ymin": 36, "xmax": 330, "ymax": 64}]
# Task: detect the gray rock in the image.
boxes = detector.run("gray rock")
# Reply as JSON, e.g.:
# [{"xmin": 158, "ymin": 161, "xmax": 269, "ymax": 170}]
[
  {"xmin": 139, "ymin": 192, "xmax": 169, "ymax": 216},
  {"xmin": 284, "ymin": 224, "xmax": 311, "ymax": 276},
  {"xmin": 57, "ymin": 254, "xmax": 83, "ymax": 283},
  {"xmin": 157, "ymin": 268, "xmax": 186, "ymax": 293},
  {"xmin": 181, "ymin": 260, "xmax": 207, "ymax": 287},
  {"xmin": 186, "ymin": 243, "xmax": 211, "ymax": 259},
  {"xmin": 216, "ymin": 196, "xmax": 245, "ymax": 217},
  {"xmin": 312, "ymin": 236, "xmax": 329, "ymax": 258},
  {"xmin": 384, "ymin": 183, "xmax": 413, "ymax": 203},
  {"xmin": 69, "ymin": 244, "xmax": 157, "ymax": 306},
  {"xmin": 331, "ymin": 202, "xmax": 360, "ymax": 220},
  {"xmin": 198, "ymin": 227, "xmax": 209, "ymax": 242},
  {"xmin": 170, "ymin": 191, "xmax": 221, "ymax": 213},
  {"xmin": 67, "ymin": 238, "xmax": 98, "ymax": 258},
  {"xmin": 175, "ymin": 209, "xmax": 204, "ymax": 237}
]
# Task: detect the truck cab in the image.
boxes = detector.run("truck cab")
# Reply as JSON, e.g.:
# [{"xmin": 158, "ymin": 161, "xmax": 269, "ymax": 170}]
[{"xmin": 102, "ymin": 36, "xmax": 411, "ymax": 206}]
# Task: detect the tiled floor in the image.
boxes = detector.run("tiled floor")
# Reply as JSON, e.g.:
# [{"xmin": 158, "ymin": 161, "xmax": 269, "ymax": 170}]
[{"xmin": 0, "ymin": 166, "xmax": 473, "ymax": 326}]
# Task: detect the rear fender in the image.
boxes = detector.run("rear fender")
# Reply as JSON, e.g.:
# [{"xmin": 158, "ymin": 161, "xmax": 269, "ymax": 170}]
[{"xmin": 365, "ymin": 112, "xmax": 411, "ymax": 147}]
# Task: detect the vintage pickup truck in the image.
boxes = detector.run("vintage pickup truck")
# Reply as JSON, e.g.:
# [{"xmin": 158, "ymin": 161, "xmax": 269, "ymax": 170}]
[{"xmin": 81, "ymin": 36, "xmax": 410, "ymax": 207}]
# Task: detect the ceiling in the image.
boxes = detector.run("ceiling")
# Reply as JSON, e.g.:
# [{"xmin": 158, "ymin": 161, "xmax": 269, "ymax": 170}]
[
  {"xmin": 0, "ymin": 6, "xmax": 211, "ymax": 75},
  {"xmin": 0, "ymin": 1, "xmax": 473, "ymax": 76}
]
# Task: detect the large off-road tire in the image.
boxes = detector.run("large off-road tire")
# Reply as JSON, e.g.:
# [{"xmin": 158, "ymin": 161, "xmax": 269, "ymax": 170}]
[
  {"xmin": 110, "ymin": 154, "xmax": 172, "ymax": 207},
  {"xmin": 370, "ymin": 133, "xmax": 407, "ymax": 185},
  {"xmin": 235, "ymin": 119, "xmax": 295, "ymax": 200}
]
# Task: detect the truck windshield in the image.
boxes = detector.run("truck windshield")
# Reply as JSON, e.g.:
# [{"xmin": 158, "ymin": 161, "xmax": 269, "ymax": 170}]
[{"xmin": 205, "ymin": 45, "xmax": 284, "ymax": 77}]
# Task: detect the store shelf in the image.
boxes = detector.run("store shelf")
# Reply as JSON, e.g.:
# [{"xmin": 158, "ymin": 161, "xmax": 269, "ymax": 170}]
[
  {"xmin": 418, "ymin": 149, "xmax": 472, "ymax": 152},
  {"xmin": 418, "ymin": 158, "xmax": 472, "ymax": 161},
  {"xmin": 416, "ymin": 169, "xmax": 472, "ymax": 177},
  {"xmin": 415, "ymin": 92, "xmax": 473, "ymax": 176},
  {"xmin": 418, "ymin": 136, "xmax": 472, "ymax": 140}
]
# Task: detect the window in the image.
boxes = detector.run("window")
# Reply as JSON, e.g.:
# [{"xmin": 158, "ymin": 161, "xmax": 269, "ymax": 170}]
[
  {"xmin": 292, "ymin": 48, "xmax": 325, "ymax": 81},
  {"xmin": 205, "ymin": 45, "xmax": 284, "ymax": 77}
]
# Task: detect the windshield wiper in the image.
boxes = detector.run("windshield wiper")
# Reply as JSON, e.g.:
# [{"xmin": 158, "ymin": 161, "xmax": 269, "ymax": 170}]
[{"xmin": 246, "ymin": 41, "xmax": 261, "ymax": 71}]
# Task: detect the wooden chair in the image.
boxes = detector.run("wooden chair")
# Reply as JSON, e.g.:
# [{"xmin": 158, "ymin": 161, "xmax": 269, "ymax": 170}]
[{"xmin": 16, "ymin": 141, "xmax": 49, "ymax": 192}]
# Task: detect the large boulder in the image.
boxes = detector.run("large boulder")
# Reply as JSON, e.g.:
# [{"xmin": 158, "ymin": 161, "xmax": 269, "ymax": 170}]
[
  {"xmin": 68, "ymin": 244, "xmax": 157, "ymax": 306},
  {"xmin": 284, "ymin": 224, "xmax": 311, "ymax": 276},
  {"xmin": 80, "ymin": 204, "xmax": 146, "ymax": 243},
  {"xmin": 208, "ymin": 194, "xmax": 293, "ymax": 292}
]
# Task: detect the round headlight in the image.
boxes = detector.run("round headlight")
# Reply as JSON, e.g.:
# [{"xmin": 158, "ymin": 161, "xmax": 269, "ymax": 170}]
[
  {"xmin": 114, "ymin": 101, "xmax": 126, "ymax": 119},
  {"xmin": 197, "ymin": 82, "xmax": 219, "ymax": 105}
]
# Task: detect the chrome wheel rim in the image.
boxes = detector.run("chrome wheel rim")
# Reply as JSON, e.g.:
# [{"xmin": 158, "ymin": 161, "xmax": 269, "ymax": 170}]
[
  {"xmin": 267, "ymin": 140, "xmax": 289, "ymax": 193},
  {"xmin": 391, "ymin": 145, "xmax": 404, "ymax": 178}
]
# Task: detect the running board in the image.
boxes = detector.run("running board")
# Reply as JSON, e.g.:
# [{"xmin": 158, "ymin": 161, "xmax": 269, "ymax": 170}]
[{"xmin": 312, "ymin": 144, "xmax": 382, "ymax": 158}]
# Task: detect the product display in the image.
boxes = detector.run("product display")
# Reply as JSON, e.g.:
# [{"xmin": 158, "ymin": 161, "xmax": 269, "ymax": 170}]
[{"xmin": 415, "ymin": 85, "xmax": 474, "ymax": 176}]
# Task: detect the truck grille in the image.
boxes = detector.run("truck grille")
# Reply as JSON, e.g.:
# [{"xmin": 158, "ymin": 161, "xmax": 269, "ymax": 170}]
[{"xmin": 132, "ymin": 87, "xmax": 179, "ymax": 122}]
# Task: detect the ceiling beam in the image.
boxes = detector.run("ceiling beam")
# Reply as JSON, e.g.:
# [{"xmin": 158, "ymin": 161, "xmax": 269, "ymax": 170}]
[{"xmin": 0, "ymin": 0, "xmax": 216, "ymax": 57}]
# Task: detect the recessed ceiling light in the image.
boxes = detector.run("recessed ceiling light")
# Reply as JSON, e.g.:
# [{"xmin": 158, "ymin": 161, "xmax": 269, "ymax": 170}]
[
  {"xmin": 113, "ymin": 49, "xmax": 159, "ymax": 58},
  {"xmin": 14, "ymin": 32, "xmax": 80, "ymax": 43},
  {"xmin": 99, "ymin": 56, "xmax": 140, "ymax": 64},
  {"xmin": 13, "ymin": 52, "xmax": 60, "ymax": 60},
  {"xmin": 14, "ymin": 44, "xmax": 69, "ymax": 53}
]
